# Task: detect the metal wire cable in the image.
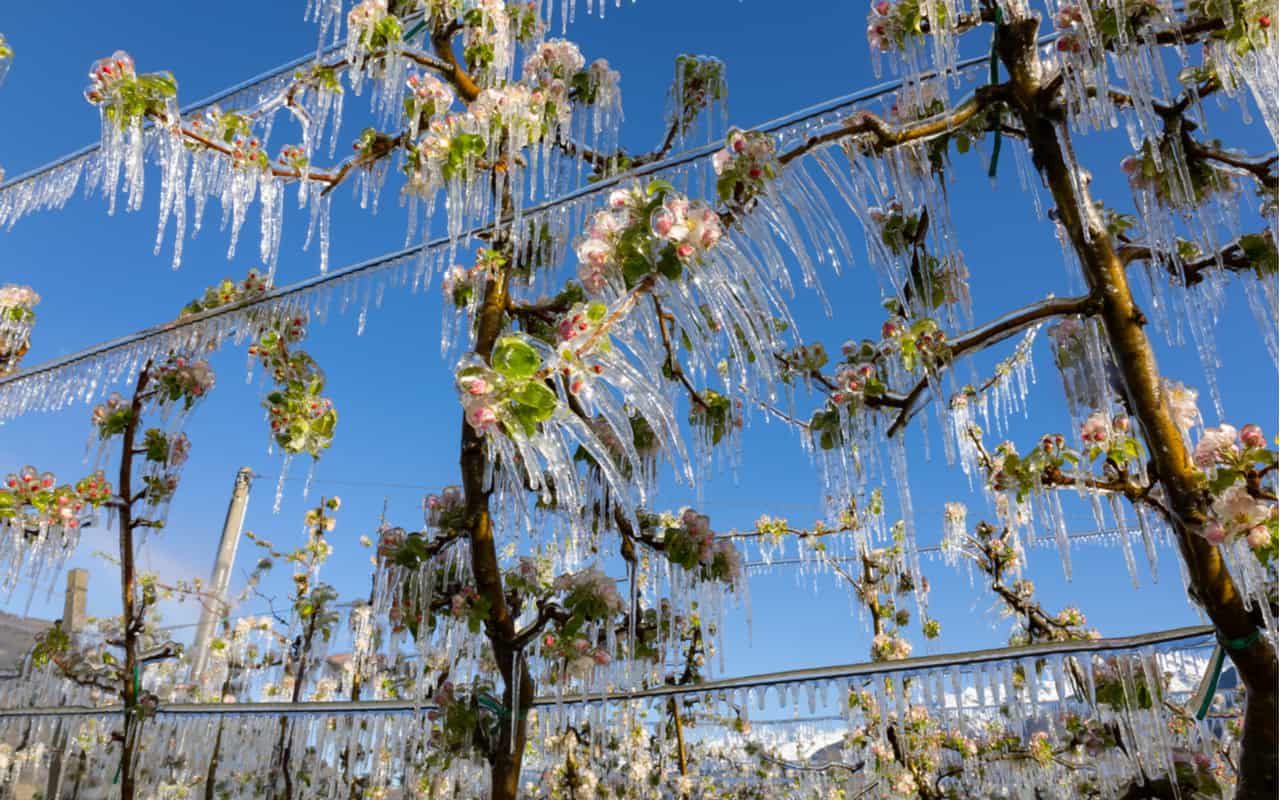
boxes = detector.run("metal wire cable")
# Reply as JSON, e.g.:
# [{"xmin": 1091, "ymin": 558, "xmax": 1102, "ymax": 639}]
[{"xmin": 0, "ymin": 624, "xmax": 1214, "ymax": 719}]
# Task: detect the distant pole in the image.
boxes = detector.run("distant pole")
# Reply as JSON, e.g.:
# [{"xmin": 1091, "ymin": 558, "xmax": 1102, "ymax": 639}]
[
  {"xmin": 62, "ymin": 568, "xmax": 88, "ymax": 633},
  {"xmin": 188, "ymin": 467, "xmax": 254, "ymax": 680}
]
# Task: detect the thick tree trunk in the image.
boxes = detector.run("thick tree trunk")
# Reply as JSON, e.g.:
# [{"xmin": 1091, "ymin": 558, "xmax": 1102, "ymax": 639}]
[{"xmin": 996, "ymin": 15, "xmax": 1278, "ymax": 796}]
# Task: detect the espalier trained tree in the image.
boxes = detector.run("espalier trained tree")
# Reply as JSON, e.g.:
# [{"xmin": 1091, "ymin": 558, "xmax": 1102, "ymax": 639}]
[{"xmin": 0, "ymin": 0, "xmax": 1275, "ymax": 798}]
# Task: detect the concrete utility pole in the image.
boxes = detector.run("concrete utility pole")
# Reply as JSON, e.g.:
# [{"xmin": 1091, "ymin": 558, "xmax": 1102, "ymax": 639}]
[
  {"xmin": 188, "ymin": 466, "xmax": 254, "ymax": 679},
  {"xmin": 62, "ymin": 568, "xmax": 88, "ymax": 633}
]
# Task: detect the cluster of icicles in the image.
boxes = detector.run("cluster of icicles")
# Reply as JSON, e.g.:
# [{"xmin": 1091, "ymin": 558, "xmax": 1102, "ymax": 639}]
[
  {"xmin": 0, "ymin": 42, "xmax": 1272, "ymax": 612},
  {"xmin": 0, "ymin": 0, "xmax": 644, "ymax": 277},
  {"xmin": 0, "ymin": 631, "xmax": 1241, "ymax": 798}
]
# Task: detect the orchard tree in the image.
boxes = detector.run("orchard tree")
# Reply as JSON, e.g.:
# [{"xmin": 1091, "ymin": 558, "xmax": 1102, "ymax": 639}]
[{"xmin": 0, "ymin": 0, "xmax": 1275, "ymax": 798}]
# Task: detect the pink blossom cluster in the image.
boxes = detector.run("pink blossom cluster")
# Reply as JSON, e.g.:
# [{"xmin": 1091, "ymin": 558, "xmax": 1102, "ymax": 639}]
[
  {"xmin": 542, "ymin": 630, "xmax": 611, "ymax": 678},
  {"xmin": 276, "ymin": 144, "xmax": 307, "ymax": 171},
  {"xmin": 0, "ymin": 284, "xmax": 39, "ymax": 313},
  {"xmin": 712, "ymin": 127, "xmax": 777, "ymax": 207},
  {"xmin": 90, "ymin": 392, "xmax": 126, "ymax": 428},
  {"xmin": 865, "ymin": 1, "xmax": 904, "ymax": 53},
  {"xmin": 833, "ymin": 361, "xmax": 876, "ymax": 405},
  {"xmin": 553, "ymin": 566, "xmax": 625, "ymax": 615},
  {"xmin": 406, "ymin": 72, "xmax": 453, "ymax": 112},
  {"xmin": 376, "ymin": 524, "xmax": 405, "ymax": 561},
  {"xmin": 424, "ymin": 485, "xmax": 463, "ymax": 528},
  {"xmin": 678, "ymin": 509, "xmax": 743, "ymax": 585},
  {"xmin": 1079, "ymin": 410, "xmax": 1130, "ymax": 446},
  {"xmin": 575, "ymin": 188, "xmax": 638, "ymax": 292},
  {"xmin": 457, "ymin": 365, "xmax": 503, "ymax": 433},
  {"xmin": 1193, "ymin": 423, "xmax": 1265, "ymax": 467},
  {"xmin": 448, "ymin": 585, "xmax": 483, "ymax": 619},
  {"xmin": 650, "ymin": 193, "xmax": 723, "ymax": 262},
  {"xmin": 1163, "ymin": 379, "xmax": 1201, "ymax": 434},
  {"xmin": 521, "ymin": 39, "xmax": 585, "ymax": 85},
  {"xmin": 83, "ymin": 51, "xmax": 135, "ymax": 106},
  {"xmin": 347, "ymin": 0, "xmax": 390, "ymax": 39},
  {"xmin": 1054, "ymin": 4, "xmax": 1086, "ymax": 53},
  {"xmin": 441, "ymin": 261, "xmax": 485, "ymax": 306},
  {"xmin": 1194, "ymin": 424, "xmax": 1276, "ymax": 551},
  {"xmin": 870, "ymin": 632, "xmax": 912, "ymax": 661},
  {"xmin": 229, "ymin": 136, "xmax": 268, "ymax": 172},
  {"xmin": 168, "ymin": 432, "xmax": 191, "ymax": 468},
  {"xmin": 153, "ymin": 356, "xmax": 216, "ymax": 402},
  {"xmin": 575, "ymin": 184, "xmax": 723, "ymax": 293}
]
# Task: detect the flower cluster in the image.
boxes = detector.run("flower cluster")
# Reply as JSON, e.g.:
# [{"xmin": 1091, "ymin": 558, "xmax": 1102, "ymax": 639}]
[
  {"xmin": 448, "ymin": 586, "xmax": 492, "ymax": 634},
  {"xmin": 152, "ymin": 356, "xmax": 216, "ymax": 409},
  {"xmin": 657, "ymin": 509, "xmax": 743, "ymax": 587},
  {"xmin": 0, "ymin": 284, "xmax": 39, "ymax": 322},
  {"xmin": 179, "ymin": 269, "xmax": 270, "ymax": 317},
  {"xmin": 229, "ymin": 136, "xmax": 269, "ymax": 172},
  {"xmin": 1078, "ymin": 410, "xmax": 1142, "ymax": 468},
  {"xmin": 870, "ymin": 631, "xmax": 913, "ymax": 661},
  {"xmin": 275, "ymin": 144, "xmax": 308, "ymax": 171},
  {"xmin": 866, "ymin": 0, "xmax": 943, "ymax": 53},
  {"xmin": 248, "ymin": 313, "xmax": 337, "ymax": 458},
  {"xmin": 442, "ymin": 248, "xmax": 503, "ymax": 308},
  {"xmin": 0, "ymin": 466, "xmax": 111, "ymax": 535},
  {"xmin": 541, "ymin": 629, "xmax": 611, "ymax": 679},
  {"xmin": 346, "ymin": 0, "xmax": 402, "ymax": 54},
  {"xmin": 669, "ymin": 55, "xmax": 726, "ymax": 134},
  {"xmin": 0, "ymin": 284, "xmax": 39, "ymax": 375},
  {"xmin": 778, "ymin": 342, "xmax": 828, "ymax": 376},
  {"xmin": 1163, "ymin": 379, "xmax": 1201, "ymax": 435},
  {"xmin": 83, "ymin": 51, "xmax": 176, "ymax": 129},
  {"xmin": 551, "ymin": 301, "xmax": 611, "ymax": 393},
  {"xmin": 423, "ymin": 485, "xmax": 464, "ymax": 529},
  {"xmin": 1053, "ymin": 4, "xmax": 1087, "ymax": 53},
  {"xmin": 521, "ymin": 39, "xmax": 585, "ymax": 85},
  {"xmin": 571, "ymin": 58, "xmax": 621, "ymax": 108},
  {"xmin": 457, "ymin": 335, "xmax": 557, "ymax": 437},
  {"xmin": 881, "ymin": 314, "xmax": 947, "ymax": 373},
  {"xmin": 553, "ymin": 566, "xmax": 624, "ymax": 619},
  {"xmin": 405, "ymin": 72, "xmax": 454, "ymax": 119},
  {"xmin": 576, "ymin": 180, "xmax": 722, "ymax": 294},
  {"xmin": 1193, "ymin": 423, "xmax": 1277, "ymax": 559},
  {"xmin": 713, "ymin": 127, "xmax": 778, "ymax": 210}
]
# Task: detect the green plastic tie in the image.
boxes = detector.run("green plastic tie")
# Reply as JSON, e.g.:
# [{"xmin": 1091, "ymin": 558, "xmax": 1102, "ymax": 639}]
[
  {"xmin": 987, "ymin": 8, "xmax": 1004, "ymax": 179},
  {"xmin": 113, "ymin": 665, "xmax": 144, "ymax": 785},
  {"xmin": 403, "ymin": 20, "xmax": 428, "ymax": 42},
  {"xmin": 1193, "ymin": 631, "xmax": 1261, "ymax": 720}
]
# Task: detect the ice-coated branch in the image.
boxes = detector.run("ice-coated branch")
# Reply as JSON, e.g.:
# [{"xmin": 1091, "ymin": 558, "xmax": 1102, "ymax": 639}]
[
  {"xmin": 777, "ymin": 83, "xmax": 1011, "ymax": 167},
  {"xmin": 653, "ymin": 296, "xmax": 710, "ymax": 411},
  {"xmin": 1120, "ymin": 233, "xmax": 1271, "ymax": 286}
]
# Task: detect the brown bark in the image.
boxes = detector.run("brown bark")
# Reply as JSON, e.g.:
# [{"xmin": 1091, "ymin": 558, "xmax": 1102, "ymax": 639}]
[
  {"xmin": 995, "ymin": 15, "xmax": 1277, "ymax": 797},
  {"xmin": 116, "ymin": 366, "xmax": 151, "ymax": 800}
]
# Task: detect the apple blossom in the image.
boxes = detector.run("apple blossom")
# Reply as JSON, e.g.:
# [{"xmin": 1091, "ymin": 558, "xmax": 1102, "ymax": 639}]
[
  {"xmin": 1193, "ymin": 424, "xmax": 1239, "ymax": 467},
  {"xmin": 1240, "ymin": 423, "xmax": 1266, "ymax": 449}
]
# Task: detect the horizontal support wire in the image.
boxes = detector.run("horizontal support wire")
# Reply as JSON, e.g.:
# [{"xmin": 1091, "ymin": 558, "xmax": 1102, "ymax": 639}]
[
  {"xmin": 0, "ymin": 51, "xmax": 1006, "ymax": 409},
  {"xmin": 0, "ymin": 624, "xmax": 1214, "ymax": 719}
]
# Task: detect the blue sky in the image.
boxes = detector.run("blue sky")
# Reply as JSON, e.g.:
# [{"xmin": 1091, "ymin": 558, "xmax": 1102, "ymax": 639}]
[{"xmin": 0, "ymin": 2, "xmax": 1274, "ymax": 679}]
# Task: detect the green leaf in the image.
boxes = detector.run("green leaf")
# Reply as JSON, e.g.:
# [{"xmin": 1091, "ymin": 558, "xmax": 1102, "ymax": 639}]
[{"xmin": 491, "ymin": 336, "xmax": 541, "ymax": 380}]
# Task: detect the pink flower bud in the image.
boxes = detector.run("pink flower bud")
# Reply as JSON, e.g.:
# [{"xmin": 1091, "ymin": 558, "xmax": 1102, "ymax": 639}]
[
  {"xmin": 1246, "ymin": 526, "xmax": 1271, "ymax": 550},
  {"xmin": 1202, "ymin": 523, "xmax": 1227, "ymax": 544},
  {"xmin": 1240, "ymin": 424, "xmax": 1266, "ymax": 448}
]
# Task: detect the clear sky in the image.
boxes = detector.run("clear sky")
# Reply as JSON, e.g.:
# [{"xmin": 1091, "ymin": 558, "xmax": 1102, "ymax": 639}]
[{"xmin": 0, "ymin": 1, "xmax": 1274, "ymax": 681}]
